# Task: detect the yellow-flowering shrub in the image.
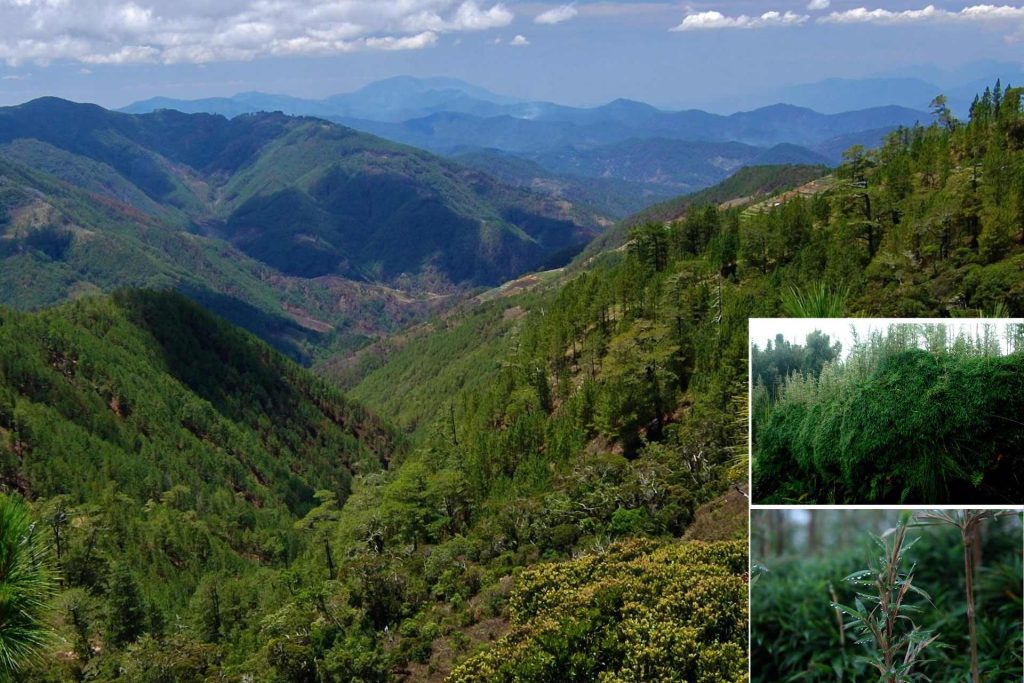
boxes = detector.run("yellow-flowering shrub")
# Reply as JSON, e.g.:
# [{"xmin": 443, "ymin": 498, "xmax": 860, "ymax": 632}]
[{"xmin": 449, "ymin": 540, "xmax": 748, "ymax": 682}]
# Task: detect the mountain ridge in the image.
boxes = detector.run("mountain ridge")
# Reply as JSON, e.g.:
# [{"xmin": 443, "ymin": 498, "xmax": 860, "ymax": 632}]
[
  {"xmin": 0, "ymin": 97, "xmax": 603, "ymax": 291},
  {"xmin": 123, "ymin": 90, "xmax": 924, "ymax": 153}
]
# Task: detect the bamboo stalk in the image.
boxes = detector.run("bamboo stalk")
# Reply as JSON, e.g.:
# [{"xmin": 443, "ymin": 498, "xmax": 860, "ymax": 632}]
[{"xmin": 963, "ymin": 522, "xmax": 980, "ymax": 683}]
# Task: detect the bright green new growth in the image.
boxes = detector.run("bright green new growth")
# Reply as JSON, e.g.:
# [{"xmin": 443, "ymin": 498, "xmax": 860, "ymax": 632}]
[
  {"xmin": 833, "ymin": 521, "xmax": 939, "ymax": 683},
  {"xmin": 780, "ymin": 281, "xmax": 849, "ymax": 318},
  {"xmin": 0, "ymin": 494, "xmax": 56, "ymax": 677}
]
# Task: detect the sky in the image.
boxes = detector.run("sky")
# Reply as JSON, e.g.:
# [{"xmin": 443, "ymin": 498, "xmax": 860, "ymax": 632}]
[
  {"xmin": 749, "ymin": 318, "xmax": 1024, "ymax": 360},
  {"xmin": 0, "ymin": 0, "xmax": 1022, "ymax": 109}
]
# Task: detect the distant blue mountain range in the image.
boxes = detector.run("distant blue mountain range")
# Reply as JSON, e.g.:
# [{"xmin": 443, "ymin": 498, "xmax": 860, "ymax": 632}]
[
  {"xmin": 704, "ymin": 63, "xmax": 1024, "ymax": 114},
  {"xmin": 122, "ymin": 74, "xmax": 927, "ymax": 161},
  {"xmin": 126, "ymin": 74, "xmax": 1019, "ymax": 208}
]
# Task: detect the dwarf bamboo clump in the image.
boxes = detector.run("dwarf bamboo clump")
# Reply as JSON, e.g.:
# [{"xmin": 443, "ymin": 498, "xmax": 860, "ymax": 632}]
[{"xmin": 753, "ymin": 323, "xmax": 1024, "ymax": 503}]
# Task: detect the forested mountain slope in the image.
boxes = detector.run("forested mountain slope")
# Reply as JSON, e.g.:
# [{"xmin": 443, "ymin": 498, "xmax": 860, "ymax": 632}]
[
  {"xmin": 0, "ymin": 291, "xmax": 402, "ymax": 679},
  {"xmin": 8, "ymin": 278, "xmax": 747, "ymax": 681},
  {"xmin": 580, "ymin": 164, "xmax": 830, "ymax": 258},
  {"xmin": 0, "ymin": 98, "xmax": 602, "ymax": 290},
  {"xmin": 0, "ymin": 290, "xmax": 395, "ymax": 509},
  {"xmin": 0, "ymin": 151, "xmax": 447, "ymax": 363}
]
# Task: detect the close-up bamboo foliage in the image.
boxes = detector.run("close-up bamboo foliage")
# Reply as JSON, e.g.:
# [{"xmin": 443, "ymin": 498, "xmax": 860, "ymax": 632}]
[{"xmin": 751, "ymin": 509, "xmax": 1023, "ymax": 682}]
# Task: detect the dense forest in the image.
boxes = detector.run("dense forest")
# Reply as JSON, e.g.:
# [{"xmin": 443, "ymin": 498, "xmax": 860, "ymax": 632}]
[
  {"xmin": 0, "ymin": 81, "xmax": 1021, "ymax": 680},
  {"xmin": 753, "ymin": 323, "xmax": 1024, "ymax": 504},
  {"xmin": 752, "ymin": 509, "xmax": 1023, "ymax": 682},
  {"xmin": 0, "ymin": 291, "xmax": 405, "ymax": 679},
  {"xmin": 580, "ymin": 163, "xmax": 829, "ymax": 258}
]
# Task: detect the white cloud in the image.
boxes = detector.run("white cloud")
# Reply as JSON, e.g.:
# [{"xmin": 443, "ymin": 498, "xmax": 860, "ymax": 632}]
[
  {"xmin": 535, "ymin": 4, "xmax": 577, "ymax": 25},
  {"xmin": 81, "ymin": 45, "xmax": 160, "ymax": 64},
  {"xmin": 960, "ymin": 3, "xmax": 1024, "ymax": 19},
  {"xmin": 366, "ymin": 31, "xmax": 439, "ymax": 50},
  {"xmin": 0, "ymin": 0, "xmax": 514, "ymax": 66},
  {"xmin": 671, "ymin": 3, "xmax": 1024, "ymax": 37},
  {"xmin": 113, "ymin": 3, "xmax": 153, "ymax": 31},
  {"xmin": 510, "ymin": 33, "xmax": 529, "ymax": 45},
  {"xmin": 1, "ymin": 73, "xmax": 29, "ymax": 80},
  {"xmin": 672, "ymin": 9, "xmax": 809, "ymax": 31},
  {"xmin": 819, "ymin": 4, "xmax": 1024, "ymax": 25},
  {"xmin": 402, "ymin": 2, "xmax": 512, "ymax": 32}
]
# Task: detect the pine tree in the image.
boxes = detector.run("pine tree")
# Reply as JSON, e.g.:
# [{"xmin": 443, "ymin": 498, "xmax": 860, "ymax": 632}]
[
  {"xmin": 105, "ymin": 563, "xmax": 146, "ymax": 646},
  {"xmin": 0, "ymin": 494, "xmax": 56, "ymax": 675}
]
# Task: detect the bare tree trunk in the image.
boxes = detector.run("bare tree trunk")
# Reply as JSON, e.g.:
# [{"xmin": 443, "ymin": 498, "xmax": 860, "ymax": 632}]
[
  {"xmin": 972, "ymin": 524, "xmax": 982, "ymax": 579},
  {"xmin": 325, "ymin": 537, "xmax": 336, "ymax": 581},
  {"xmin": 774, "ymin": 510, "xmax": 786, "ymax": 556},
  {"xmin": 450, "ymin": 403, "xmax": 458, "ymax": 447},
  {"xmin": 757, "ymin": 512, "xmax": 768, "ymax": 558}
]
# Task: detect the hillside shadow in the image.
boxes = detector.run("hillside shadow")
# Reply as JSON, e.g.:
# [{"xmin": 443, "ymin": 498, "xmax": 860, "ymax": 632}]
[
  {"xmin": 176, "ymin": 285, "xmax": 321, "ymax": 365},
  {"xmin": 112, "ymin": 289, "xmax": 326, "ymax": 433}
]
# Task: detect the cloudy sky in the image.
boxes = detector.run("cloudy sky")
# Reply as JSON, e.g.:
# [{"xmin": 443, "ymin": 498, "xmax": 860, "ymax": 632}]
[{"xmin": 0, "ymin": 0, "xmax": 1021, "ymax": 108}]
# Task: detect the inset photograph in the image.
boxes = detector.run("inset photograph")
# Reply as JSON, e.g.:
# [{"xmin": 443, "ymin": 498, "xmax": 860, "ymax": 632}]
[
  {"xmin": 751, "ymin": 509, "xmax": 1024, "ymax": 682},
  {"xmin": 751, "ymin": 319, "xmax": 1024, "ymax": 504}
]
